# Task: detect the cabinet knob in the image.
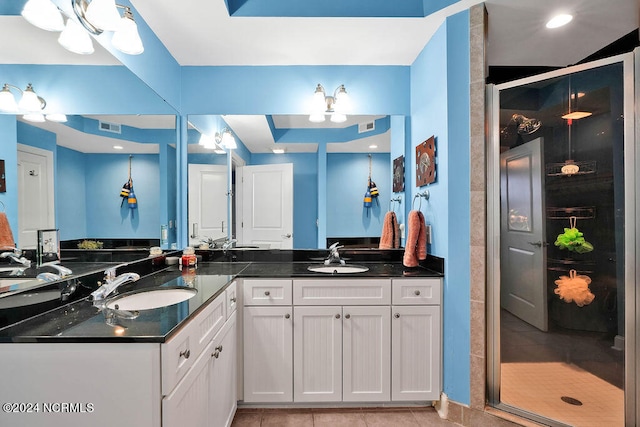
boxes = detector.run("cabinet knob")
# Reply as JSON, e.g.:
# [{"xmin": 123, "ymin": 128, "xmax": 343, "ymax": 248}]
[
  {"xmin": 215, "ymin": 345, "xmax": 223, "ymax": 353},
  {"xmin": 414, "ymin": 290, "xmax": 421, "ymax": 296},
  {"xmin": 284, "ymin": 313, "xmax": 290, "ymax": 319},
  {"xmin": 212, "ymin": 351, "xmax": 220, "ymax": 359},
  {"xmin": 335, "ymin": 314, "xmax": 341, "ymax": 319},
  {"xmin": 230, "ymin": 297, "xmax": 237, "ymax": 303},
  {"xmin": 394, "ymin": 313, "xmax": 400, "ymax": 318},
  {"xmin": 179, "ymin": 349, "xmax": 191, "ymax": 359},
  {"xmin": 345, "ymin": 314, "xmax": 350, "ymax": 319},
  {"xmin": 264, "ymin": 291, "xmax": 270, "ymax": 296}
]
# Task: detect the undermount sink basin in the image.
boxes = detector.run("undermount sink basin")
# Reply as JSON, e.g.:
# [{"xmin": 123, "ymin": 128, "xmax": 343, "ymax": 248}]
[
  {"xmin": 307, "ymin": 265, "xmax": 369, "ymax": 274},
  {"xmin": 105, "ymin": 287, "xmax": 197, "ymax": 311}
]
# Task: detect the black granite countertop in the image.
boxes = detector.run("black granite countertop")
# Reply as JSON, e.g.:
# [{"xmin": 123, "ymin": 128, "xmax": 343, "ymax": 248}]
[{"xmin": 0, "ymin": 259, "xmax": 442, "ymax": 343}]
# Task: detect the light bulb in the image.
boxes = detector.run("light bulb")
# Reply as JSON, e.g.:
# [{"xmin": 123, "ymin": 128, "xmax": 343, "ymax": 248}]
[
  {"xmin": 58, "ymin": 19, "xmax": 95, "ymax": 55},
  {"xmin": 111, "ymin": 12, "xmax": 144, "ymax": 55},
  {"xmin": 85, "ymin": 0, "xmax": 122, "ymax": 32},
  {"xmin": 221, "ymin": 131, "xmax": 237, "ymax": 149},
  {"xmin": 0, "ymin": 85, "xmax": 18, "ymax": 112},
  {"xmin": 309, "ymin": 113, "xmax": 325, "ymax": 123},
  {"xmin": 18, "ymin": 84, "xmax": 44, "ymax": 112},
  {"xmin": 333, "ymin": 85, "xmax": 350, "ymax": 114},
  {"xmin": 312, "ymin": 84, "xmax": 326, "ymax": 113},
  {"xmin": 21, "ymin": 0, "xmax": 64, "ymax": 32},
  {"xmin": 23, "ymin": 113, "xmax": 46, "ymax": 123}
]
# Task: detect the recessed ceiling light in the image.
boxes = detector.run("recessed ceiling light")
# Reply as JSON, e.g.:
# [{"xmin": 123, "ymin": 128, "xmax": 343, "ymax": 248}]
[
  {"xmin": 562, "ymin": 111, "xmax": 592, "ymax": 120},
  {"xmin": 546, "ymin": 14, "xmax": 573, "ymax": 29},
  {"xmin": 113, "ymin": 145, "xmax": 124, "ymax": 150},
  {"xmin": 369, "ymin": 144, "xmax": 378, "ymax": 149},
  {"xmin": 570, "ymin": 92, "xmax": 585, "ymax": 99},
  {"xmin": 272, "ymin": 148, "xmax": 285, "ymax": 154}
]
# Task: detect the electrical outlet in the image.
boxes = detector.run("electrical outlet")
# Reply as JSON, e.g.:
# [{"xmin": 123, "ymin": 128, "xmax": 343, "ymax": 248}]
[{"xmin": 425, "ymin": 224, "xmax": 432, "ymax": 244}]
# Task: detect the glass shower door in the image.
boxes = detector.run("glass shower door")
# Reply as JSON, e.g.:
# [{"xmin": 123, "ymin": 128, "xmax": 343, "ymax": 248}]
[{"xmin": 488, "ymin": 54, "xmax": 636, "ymax": 427}]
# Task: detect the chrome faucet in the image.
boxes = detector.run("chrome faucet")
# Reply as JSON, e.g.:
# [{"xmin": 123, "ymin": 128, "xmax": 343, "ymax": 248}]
[
  {"xmin": 0, "ymin": 249, "xmax": 32, "ymax": 268},
  {"xmin": 90, "ymin": 271, "xmax": 140, "ymax": 302},
  {"xmin": 222, "ymin": 239, "xmax": 237, "ymax": 251},
  {"xmin": 39, "ymin": 261, "xmax": 73, "ymax": 277},
  {"xmin": 324, "ymin": 242, "xmax": 345, "ymax": 265}
]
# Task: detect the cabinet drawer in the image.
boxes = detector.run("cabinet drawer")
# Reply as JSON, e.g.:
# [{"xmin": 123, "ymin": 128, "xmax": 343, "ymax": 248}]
[
  {"xmin": 391, "ymin": 278, "xmax": 441, "ymax": 305},
  {"xmin": 243, "ymin": 279, "xmax": 292, "ymax": 305},
  {"xmin": 162, "ymin": 292, "xmax": 226, "ymax": 395},
  {"xmin": 225, "ymin": 281, "xmax": 238, "ymax": 318},
  {"xmin": 293, "ymin": 279, "xmax": 391, "ymax": 305}
]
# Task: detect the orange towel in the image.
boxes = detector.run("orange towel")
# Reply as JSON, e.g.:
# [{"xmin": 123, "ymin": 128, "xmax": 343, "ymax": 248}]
[
  {"xmin": 403, "ymin": 210, "xmax": 427, "ymax": 267},
  {"xmin": 379, "ymin": 212, "xmax": 400, "ymax": 249},
  {"xmin": 0, "ymin": 212, "xmax": 15, "ymax": 250}
]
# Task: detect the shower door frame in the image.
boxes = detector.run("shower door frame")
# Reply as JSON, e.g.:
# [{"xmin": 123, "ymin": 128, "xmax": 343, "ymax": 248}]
[{"xmin": 486, "ymin": 51, "xmax": 638, "ymax": 426}]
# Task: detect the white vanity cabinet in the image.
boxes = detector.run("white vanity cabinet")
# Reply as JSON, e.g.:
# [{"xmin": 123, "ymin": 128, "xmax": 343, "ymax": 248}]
[
  {"xmin": 292, "ymin": 279, "xmax": 392, "ymax": 402},
  {"xmin": 391, "ymin": 278, "xmax": 442, "ymax": 401},
  {"xmin": 242, "ymin": 279, "xmax": 293, "ymax": 403},
  {"xmin": 241, "ymin": 276, "xmax": 442, "ymax": 406},
  {"xmin": 162, "ymin": 281, "xmax": 238, "ymax": 427}
]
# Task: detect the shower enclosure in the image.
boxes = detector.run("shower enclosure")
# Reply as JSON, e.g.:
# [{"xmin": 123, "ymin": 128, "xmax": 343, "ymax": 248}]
[{"xmin": 487, "ymin": 52, "xmax": 637, "ymax": 426}]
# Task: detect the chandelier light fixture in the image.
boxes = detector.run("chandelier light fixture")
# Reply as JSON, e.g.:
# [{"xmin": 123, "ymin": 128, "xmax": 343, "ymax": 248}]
[
  {"xmin": 20, "ymin": 0, "xmax": 144, "ymax": 55},
  {"xmin": 309, "ymin": 84, "xmax": 351, "ymax": 123}
]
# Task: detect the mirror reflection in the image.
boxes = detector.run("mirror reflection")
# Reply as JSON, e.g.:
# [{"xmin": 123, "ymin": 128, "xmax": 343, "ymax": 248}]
[
  {"xmin": 1, "ymin": 114, "xmax": 176, "ymax": 293},
  {"xmin": 187, "ymin": 114, "xmax": 397, "ymax": 250}
]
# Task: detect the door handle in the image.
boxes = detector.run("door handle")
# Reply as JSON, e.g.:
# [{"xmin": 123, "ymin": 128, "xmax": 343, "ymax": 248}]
[
  {"xmin": 282, "ymin": 233, "xmax": 292, "ymax": 239},
  {"xmin": 221, "ymin": 221, "xmax": 224, "ymax": 232},
  {"xmin": 190, "ymin": 223, "xmax": 198, "ymax": 239},
  {"xmin": 528, "ymin": 241, "xmax": 543, "ymax": 247}
]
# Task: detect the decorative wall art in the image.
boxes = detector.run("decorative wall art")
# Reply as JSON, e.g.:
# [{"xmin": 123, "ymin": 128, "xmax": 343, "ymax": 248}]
[
  {"xmin": 416, "ymin": 135, "xmax": 436, "ymax": 186},
  {"xmin": 392, "ymin": 155, "xmax": 405, "ymax": 192}
]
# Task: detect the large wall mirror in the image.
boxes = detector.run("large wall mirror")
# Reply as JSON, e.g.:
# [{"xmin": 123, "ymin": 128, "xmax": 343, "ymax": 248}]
[{"xmin": 187, "ymin": 114, "xmax": 401, "ymax": 250}]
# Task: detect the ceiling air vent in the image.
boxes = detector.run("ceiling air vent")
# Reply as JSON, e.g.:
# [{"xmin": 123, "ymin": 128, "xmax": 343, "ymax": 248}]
[
  {"xmin": 98, "ymin": 121, "xmax": 121, "ymax": 134},
  {"xmin": 358, "ymin": 121, "xmax": 375, "ymax": 134}
]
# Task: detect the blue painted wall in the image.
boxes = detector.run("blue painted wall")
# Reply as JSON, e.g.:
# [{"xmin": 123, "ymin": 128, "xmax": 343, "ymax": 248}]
[
  {"xmin": 57, "ymin": 147, "xmax": 87, "ymax": 240},
  {"xmin": 84, "ymin": 154, "xmax": 160, "ymax": 238},
  {"xmin": 410, "ymin": 11, "xmax": 471, "ymax": 404},
  {"xmin": 326, "ymin": 152, "xmax": 390, "ymax": 239},
  {"xmin": 250, "ymin": 153, "xmax": 318, "ymax": 249},
  {"xmin": 0, "ymin": 116, "xmax": 18, "ymax": 243}
]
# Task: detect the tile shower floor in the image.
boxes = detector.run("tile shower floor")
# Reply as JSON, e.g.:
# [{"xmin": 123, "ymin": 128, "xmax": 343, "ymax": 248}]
[
  {"xmin": 231, "ymin": 407, "xmax": 458, "ymax": 427},
  {"xmin": 501, "ymin": 310, "xmax": 625, "ymax": 426}
]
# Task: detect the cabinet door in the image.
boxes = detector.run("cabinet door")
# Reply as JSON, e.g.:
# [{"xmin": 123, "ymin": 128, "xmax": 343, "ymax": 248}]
[
  {"xmin": 243, "ymin": 306, "xmax": 293, "ymax": 402},
  {"xmin": 391, "ymin": 305, "xmax": 441, "ymax": 401},
  {"xmin": 163, "ymin": 340, "xmax": 214, "ymax": 427},
  {"xmin": 342, "ymin": 306, "xmax": 391, "ymax": 402},
  {"xmin": 210, "ymin": 312, "xmax": 238, "ymax": 427},
  {"xmin": 293, "ymin": 306, "xmax": 342, "ymax": 402}
]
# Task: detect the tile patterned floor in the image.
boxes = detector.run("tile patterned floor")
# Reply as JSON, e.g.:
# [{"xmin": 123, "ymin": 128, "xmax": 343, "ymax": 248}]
[
  {"xmin": 501, "ymin": 362, "xmax": 624, "ymax": 427},
  {"xmin": 231, "ymin": 407, "xmax": 458, "ymax": 427}
]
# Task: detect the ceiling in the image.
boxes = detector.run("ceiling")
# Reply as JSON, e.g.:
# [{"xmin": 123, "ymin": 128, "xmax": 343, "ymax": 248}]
[{"xmin": 2, "ymin": 0, "xmax": 638, "ymax": 153}]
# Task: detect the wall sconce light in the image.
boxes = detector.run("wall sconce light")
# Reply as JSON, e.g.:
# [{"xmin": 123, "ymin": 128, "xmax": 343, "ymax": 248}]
[
  {"xmin": 309, "ymin": 84, "xmax": 350, "ymax": 124},
  {"xmin": 0, "ymin": 83, "xmax": 68, "ymax": 123},
  {"xmin": 0, "ymin": 83, "xmax": 46, "ymax": 113},
  {"xmin": 215, "ymin": 128, "xmax": 237, "ymax": 150},
  {"xmin": 73, "ymin": 0, "xmax": 144, "ymax": 55},
  {"xmin": 199, "ymin": 132, "xmax": 230, "ymax": 154},
  {"xmin": 21, "ymin": 0, "xmax": 144, "ymax": 55}
]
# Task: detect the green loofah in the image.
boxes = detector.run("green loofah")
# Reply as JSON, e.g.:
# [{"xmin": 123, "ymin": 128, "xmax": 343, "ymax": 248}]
[{"xmin": 554, "ymin": 227, "xmax": 593, "ymax": 253}]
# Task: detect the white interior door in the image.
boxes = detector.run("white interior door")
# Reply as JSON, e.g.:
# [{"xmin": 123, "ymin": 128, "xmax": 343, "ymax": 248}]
[
  {"xmin": 188, "ymin": 164, "xmax": 227, "ymax": 245},
  {"xmin": 240, "ymin": 164, "xmax": 293, "ymax": 249},
  {"xmin": 500, "ymin": 137, "xmax": 547, "ymax": 331},
  {"xmin": 17, "ymin": 145, "xmax": 54, "ymax": 249}
]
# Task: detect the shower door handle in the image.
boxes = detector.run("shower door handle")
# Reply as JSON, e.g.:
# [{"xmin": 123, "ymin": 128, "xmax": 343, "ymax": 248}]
[{"xmin": 528, "ymin": 241, "xmax": 543, "ymax": 247}]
